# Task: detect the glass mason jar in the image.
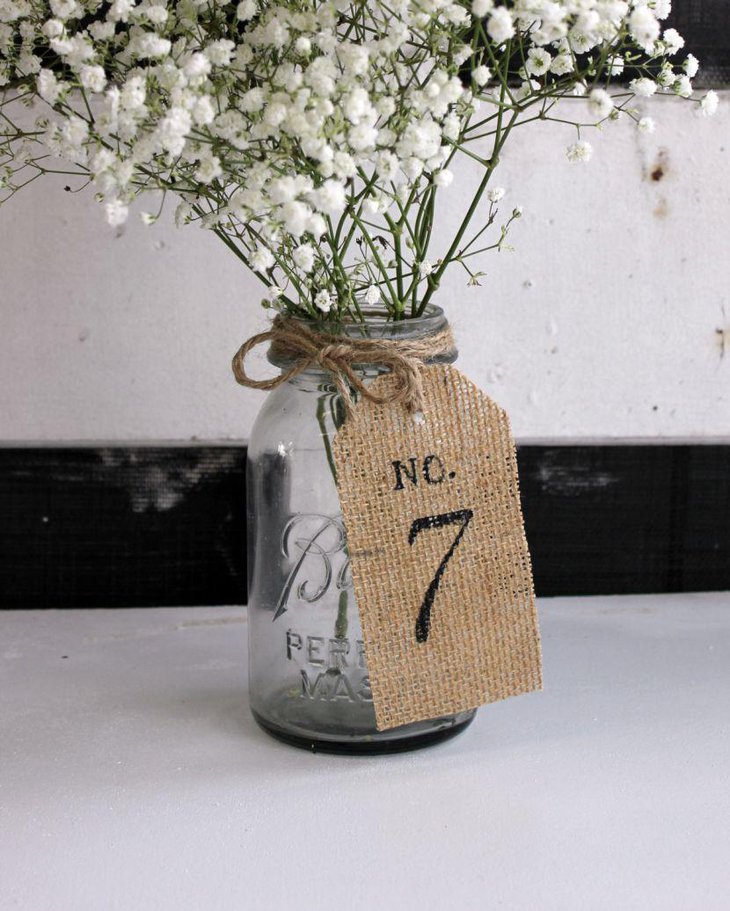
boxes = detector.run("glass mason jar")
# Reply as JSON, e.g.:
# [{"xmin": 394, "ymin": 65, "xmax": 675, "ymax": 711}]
[{"xmin": 246, "ymin": 305, "xmax": 476, "ymax": 753}]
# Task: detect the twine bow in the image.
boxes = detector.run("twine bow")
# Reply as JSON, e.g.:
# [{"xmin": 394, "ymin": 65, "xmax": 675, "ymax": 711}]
[{"xmin": 231, "ymin": 316, "xmax": 455, "ymax": 416}]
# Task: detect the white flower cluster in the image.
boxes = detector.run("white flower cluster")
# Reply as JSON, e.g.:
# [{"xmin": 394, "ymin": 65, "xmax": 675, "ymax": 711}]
[{"xmin": 0, "ymin": 0, "xmax": 718, "ymax": 319}]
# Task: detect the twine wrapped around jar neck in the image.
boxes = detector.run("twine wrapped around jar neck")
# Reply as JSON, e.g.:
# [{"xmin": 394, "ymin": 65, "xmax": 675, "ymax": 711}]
[{"xmin": 231, "ymin": 315, "xmax": 456, "ymax": 416}]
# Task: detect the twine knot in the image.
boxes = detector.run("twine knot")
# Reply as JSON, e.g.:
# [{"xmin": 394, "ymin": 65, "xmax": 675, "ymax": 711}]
[{"xmin": 231, "ymin": 316, "xmax": 455, "ymax": 416}]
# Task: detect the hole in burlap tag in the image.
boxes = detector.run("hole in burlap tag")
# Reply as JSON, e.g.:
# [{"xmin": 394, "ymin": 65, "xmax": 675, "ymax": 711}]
[{"xmin": 333, "ymin": 364, "xmax": 542, "ymax": 731}]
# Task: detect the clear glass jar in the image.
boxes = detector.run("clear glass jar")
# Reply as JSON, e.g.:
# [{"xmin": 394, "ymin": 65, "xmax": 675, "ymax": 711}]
[{"xmin": 246, "ymin": 305, "xmax": 476, "ymax": 753}]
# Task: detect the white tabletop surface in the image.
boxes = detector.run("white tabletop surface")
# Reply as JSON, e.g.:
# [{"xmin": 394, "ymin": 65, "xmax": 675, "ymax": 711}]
[{"xmin": 2, "ymin": 592, "xmax": 729, "ymax": 911}]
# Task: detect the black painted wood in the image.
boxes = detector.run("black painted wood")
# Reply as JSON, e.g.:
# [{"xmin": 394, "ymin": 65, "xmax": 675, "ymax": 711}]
[
  {"xmin": 0, "ymin": 445, "xmax": 728, "ymax": 608},
  {"xmin": 668, "ymin": 1, "xmax": 730, "ymax": 87},
  {"xmin": 0, "ymin": 448, "xmax": 248, "ymax": 609},
  {"xmin": 518, "ymin": 446, "xmax": 730, "ymax": 596}
]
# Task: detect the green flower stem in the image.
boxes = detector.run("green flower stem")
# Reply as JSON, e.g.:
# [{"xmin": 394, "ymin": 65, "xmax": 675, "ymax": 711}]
[
  {"xmin": 315, "ymin": 389, "xmax": 351, "ymax": 640},
  {"xmin": 347, "ymin": 206, "xmax": 401, "ymax": 315},
  {"xmin": 316, "ymin": 391, "xmax": 339, "ymax": 486},
  {"xmin": 335, "ymin": 589, "xmax": 349, "ymax": 640},
  {"xmin": 418, "ymin": 44, "xmax": 518, "ymax": 315},
  {"xmin": 211, "ymin": 224, "xmax": 299, "ymax": 311}
]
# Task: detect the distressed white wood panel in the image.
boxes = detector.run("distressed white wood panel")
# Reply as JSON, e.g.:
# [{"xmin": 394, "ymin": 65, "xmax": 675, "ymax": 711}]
[{"xmin": 0, "ymin": 94, "xmax": 728, "ymax": 442}]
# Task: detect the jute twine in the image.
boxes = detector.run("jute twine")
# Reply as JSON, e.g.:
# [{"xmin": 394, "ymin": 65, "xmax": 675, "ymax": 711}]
[{"xmin": 231, "ymin": 316, "xmax": 456, "ymax": 415}]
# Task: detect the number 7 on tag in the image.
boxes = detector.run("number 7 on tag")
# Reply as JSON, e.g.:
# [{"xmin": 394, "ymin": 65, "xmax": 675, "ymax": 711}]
[{"xmin": 409, "ymin": 509, "xmax": 473, "ymax": 644}]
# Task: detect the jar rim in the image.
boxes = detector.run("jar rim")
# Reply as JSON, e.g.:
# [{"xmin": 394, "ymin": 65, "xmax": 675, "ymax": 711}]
[
  {"xmin": 268, "ymin": 304, "xmax": 455, "ymax": 369},
  {"xmin": 285, "ymin": 302, "xmax": 447, "ymax": 335}
]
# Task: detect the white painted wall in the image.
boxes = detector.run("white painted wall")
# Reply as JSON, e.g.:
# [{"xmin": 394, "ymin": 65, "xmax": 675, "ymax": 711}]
[{"xmin": 1, "ymin": 94, "xmax": 728, "ymax": 443}]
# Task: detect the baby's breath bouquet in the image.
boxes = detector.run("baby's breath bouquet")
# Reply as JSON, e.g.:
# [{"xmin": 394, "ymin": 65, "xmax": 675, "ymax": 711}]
[{"xmin": 0, "ymin": 0, "xmax": 718, "ymax": 322}]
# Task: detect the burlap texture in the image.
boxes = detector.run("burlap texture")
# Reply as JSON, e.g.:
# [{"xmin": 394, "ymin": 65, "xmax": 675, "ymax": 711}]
[{"xmin": 333, "ymin": 364, "xmax": 542, "ymax": 731}]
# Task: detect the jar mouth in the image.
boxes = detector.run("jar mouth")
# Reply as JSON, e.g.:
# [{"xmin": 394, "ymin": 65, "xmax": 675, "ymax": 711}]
[
  {"xmin": 268, "ymin": 303, "xmax": 455, "ymax": 369},
  {"xmin": 279, "ymin": 301, "xmax": 447, "ymax": 338}
]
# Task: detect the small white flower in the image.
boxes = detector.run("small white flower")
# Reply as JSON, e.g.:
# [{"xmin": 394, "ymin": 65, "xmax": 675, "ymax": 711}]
[
  {"xmin": 487, "ymin": 186, "xmax": 505, "ymax": 203},
  {"xmin": 375, "ymin": 151, "xmax": 399, "ymax": 182},
  {"xmin": 192, "ymin": 96, "xmax": 215, "ymax": 126},
  {"xmin": 365, "ymin": 285, "xmax": 380, "ymax": 305},
  {"xmin": 195, "ymin": 155, "xmax": 222, "ymax": 185},
  {"xmin": 396, "ymin": 120, "xmax": 442, "ymax": 162},
  {"xmin": 472, "ymin": 65, "xmax": 491, "ymax": 87},
  {"xmin": 526, "ymin": 48, "xmax": 551, "ymax": 77},
  {"xmin": 442, "ymin": 114, "xmax": 460, "ymax": 142},
  {"xmin": 588, "ymin": 88, "xmax": 614, "ymax": 120},
  {"xmin": 205, "ymin": 40, "xmax": 235, "ymax": 67},
  {"xmin": 684, "ymin": 54, "xmax": 699, "ymax": 79},
  {"xmin": 156, "ymin": 107, "xmax": 191, "ymax": 156},
  {"xmin": 88, "ymin": 20, "xmax": 115, "ymax": 40},
  {"xmin": 295, "ymin": 36, "xmax": 311, "ymax": 56},
  {"xmin": 268, "ymin": 175, "xmax": 309, "ymax": 205},
  {"xmin": 403, "ymin": 157, "xmax": 424, "ymax": 181},
  {"xmin": 629, "ymin": 7, "xmax": 660, "ymax": 51},
  {"xmin": 140, "ymin": 211, "xmax": 157, "ymax": 225},
  {"xmin": 108, "ymin": 0, "xmax": 134, "ymax": 22},
  {"xmin": 453, "ymin": 45, "xmax": 472, "ymax": 68},
  {"xmin": 120, "ymin": 75, "xmax": 146, "ymax": 111},
  {"xmin": 348, "ymin": 123, "xmax": 378, "ymax": 151},
  {"xmin": 41, "ymin": 19, "xmax": 64, "ymax": 39},
  {"xmin": 49, "ymin": 0, "xmax": 78, "ymax": 20},
  {"xmin": 293, "ymin": 243, "xmax": 315, "ymax": 273},
  {"xmin": 363, "ymin": 195, "xmax": 383, "ymax": 215},
  {"xmin": 307, "ymin": 213, "xmax": 327, "ymax": 238},
  {"xmin": 48, "ymin": 35, "xmax": 72, "ymax": 57},
  {"xmin": 699, "ymin": 90, "xmax": 719, "ymax": 118},
  {"xmin": 433, "ymin": 169, "xmax": 453, "ymax": 188},
  {"xmin": 630, "ymin": 77, "xmax": 657, "ymax": 98},
  {"xmin": 638, "ymin": 117, "xmax": 656, "ymax": 134},
  {"xmin": 310, "ymin": 179, "xmax": 346, "ymax": 215},
  {"xmin": 656, "ymin": 64, "xmax": 675, "ymax": 88},
  {"xmin": 486, "ymin": 7, "xmax": 514, "ymax": 44},
  {"xmin": 314, "ymin": 289, "xmax": 332, "ymax": 313},
  {"xmin": 90, "ymin": 148, "xmax": 115, "ymax": 175},
  {"xmin": 609, "ymin": 57, "xmax": 625, "ymax": 77},
  {"xmin": 37, "ymin": 69, "xmax": 61, "ymax": 104},
  {"xmin": 250, "ymin": 246, "xmax": 275, "ymax": 272},
  {"xmin": 283, "ymin": 200, "xmax": 311, "ymax": 237},
  {"xmin": 61, "ymin": 115, "xmax": 88, "ymax": 150},
  {"xmin": 79, "ymin": 65, "xmax": 106, "ymax": 94},
  {"xmin": 662, "ymin": 28, "xmax": 684, "ymax": 55},
  {"xmin": 674, "ymin": 75, "xmax": 692, "ymax": 99},
  {"xmin": 550, "ymin": 53, "xmax": 574, "ymax": 76},
  {"xmin": 343, "ymin": 86, "xmax": 374, "ymax": 125},
  {"xmin": 240, "ymin": 87, "xmax": 265, "ymax": 113},
  {"xmin": 444, "ymin": 4, "xmax": 469, "ymax": 26},
  {"xmin": 105, "ymin": 198, "xmax": 128, "ymax": 226},
  {"xmin": 184, "ymin": 53, "xmax": 212, "ymax": 81},
  {"xmin": 174, "ymin": 202, "xmax": 193, "ymax": 227},
  {"xmin": 134, "ymin": 33, "xmax": 171, "ymax": 59},
  {"xmin": 144, "ymin": 6, "xmax": 167, "ymax": 26},
  {"xmin": 566, "ymin": 140, "xmax": 593, "ymax": 164},
  {"xmin": 471, "ymin": 0, "xmax": 493, "ymax": 16},
  {"xmin": 417, "ymin": 260, "xmax": 433, "ymax": 277},
  {"xmin": 236, "ymin": 0, "xmax": 256, "ymax": 21}
]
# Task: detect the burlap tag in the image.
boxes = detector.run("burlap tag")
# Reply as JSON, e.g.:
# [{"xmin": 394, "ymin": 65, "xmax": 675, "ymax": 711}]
[{"xmin": 333, "ymin": 364, "xmax": 542, "ymax": 731}]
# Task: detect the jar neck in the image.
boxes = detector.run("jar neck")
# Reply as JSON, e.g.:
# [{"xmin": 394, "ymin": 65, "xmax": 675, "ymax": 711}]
[{"xmin": 268, "ymin": 304, "xmax": 457, "ymax": 373}]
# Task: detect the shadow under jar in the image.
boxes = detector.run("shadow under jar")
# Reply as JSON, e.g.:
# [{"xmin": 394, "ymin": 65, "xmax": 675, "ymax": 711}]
[{"xmin": 246, "ymin": 304, "xmax": 476, "ymax": 753}]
